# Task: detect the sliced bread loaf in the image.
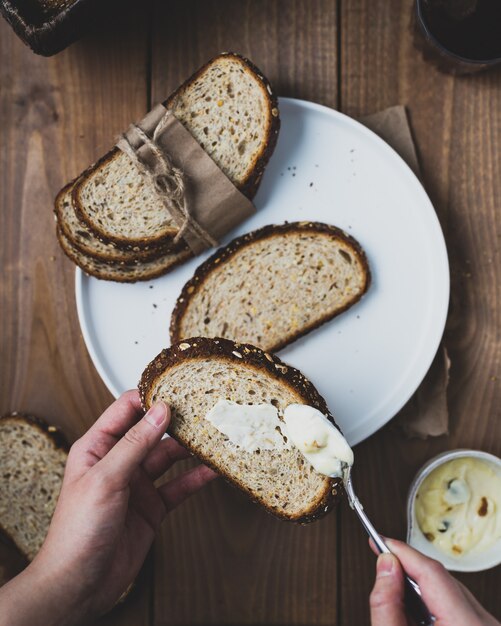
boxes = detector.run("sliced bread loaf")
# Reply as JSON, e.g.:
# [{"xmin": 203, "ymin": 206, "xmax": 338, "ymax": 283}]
[
  {"xmin": 0, "ymin": 413, "xmax": 68, "ymax": 561},
  {"xmin": 139, "ymin": 337, "xmax": 342, "ymax": 522},
  {"xmin": 71, "ymin": 52, "xmax": 280, "ymax": 251},
  {"xmin": 170, "ymin": 222, "xmax": 371, "ymax": 352},
  {"xmin": 55, "ymin": 183, "xmax": 183, "ymax": 264},
  {"xmin": 164, "ymin": 52, "xmax": 279, "ymax": 200},
  {"xmin": 57, "ymin": 227, "xmax": 192, "ymax": 283}
]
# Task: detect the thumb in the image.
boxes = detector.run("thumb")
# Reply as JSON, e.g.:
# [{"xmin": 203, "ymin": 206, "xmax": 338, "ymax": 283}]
[
  {"xmin": 370, "ymin": 553, "xmax": 407, "ymax": 626},
  {"xmin": 96, "ymin": 402, "xmax": 170, "ymax": 490}
]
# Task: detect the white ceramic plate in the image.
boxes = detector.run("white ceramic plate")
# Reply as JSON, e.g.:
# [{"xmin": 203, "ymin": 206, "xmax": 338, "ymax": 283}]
[{"xmin": 75, "ymin": 97, "xmax": 449, "ymax": 446}]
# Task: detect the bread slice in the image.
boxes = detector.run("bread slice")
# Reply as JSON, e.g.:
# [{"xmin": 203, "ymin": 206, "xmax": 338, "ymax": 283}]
[
  {"xmin": 139, "ymin": 337, "xmax": 342, "ymax": 522},
  {"xmin": 164, "ymin": 52, "xmax": 279, "ymax": 200},
  {"xmin": 55, "ymin": 183, "xmax": 182, "ymax": 264},
  {"xmin": 170, "ymin": 222, "xmax": 371, "ymax": 352},
  {"xmin": 0, "ymin": 413, "xmax": 68, "ymax": 561},
  {"xmin": 71, "ymin": 52, "xmax": 280, "ymax": 251},
  {"xmin": 57, "ymin": 227, "xmax": 192, "ymax": 283}
]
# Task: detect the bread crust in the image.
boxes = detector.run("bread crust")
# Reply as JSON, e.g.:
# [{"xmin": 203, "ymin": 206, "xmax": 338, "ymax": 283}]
[
  {"xmin": 69, "ymin": 52, "xmax": 280, "ymax": 251},
  {"xmin": 0, "ymin": 412, "xmax": 69, "ymax": 452},
  {"xmin": 55, "ymin": 182, "xmax": 185, "ymax": 264},
  {"xmin": 0, "ymin": 413, "xmax": 68, "ymax": 561},
  {"xmin": 71, "ymin": 152, "xmax": 179, "ymax": 252},
  {"xmin": 170, "ymin": 221, "xmax": 371, "ymax": 350},
  {"xmin": 138, "ymin": 337, "xmax": 343, "ymax": 523},
  {"xmin": 57, "ymin": 227, "xmax": 192, "ymax": 283},
  {"xmin": 165, "ymin": 52, "xmax": 280, "ymax": 201}
]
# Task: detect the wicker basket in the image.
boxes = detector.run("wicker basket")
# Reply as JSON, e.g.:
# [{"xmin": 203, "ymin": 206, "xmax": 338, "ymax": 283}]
[{"xmin": 0, "ymin": 0, "xmax": 99, "ymax": 56}]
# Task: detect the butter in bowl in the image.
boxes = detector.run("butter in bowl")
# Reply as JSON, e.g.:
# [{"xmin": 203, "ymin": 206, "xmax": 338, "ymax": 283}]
[{"xmin": 407, "ymin": 449, "xmax": 501, "ymax": 572}]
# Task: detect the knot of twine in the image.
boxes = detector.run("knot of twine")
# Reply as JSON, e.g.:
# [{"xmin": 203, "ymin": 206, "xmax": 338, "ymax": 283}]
[{"xmin": 117, "ymin": 111, "xmax": 217, "ymax": 249}]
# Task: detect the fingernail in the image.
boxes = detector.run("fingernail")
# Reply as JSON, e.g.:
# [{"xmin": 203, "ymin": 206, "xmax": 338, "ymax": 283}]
[
  {"xmin": 380, "ymin": 535, "xmax": 394, "ymax": 548},
  {"xmin": 145, "ymin": 402, "xmax": 167, "ymax": 428},
  {"xmin": 377, "ymin": 553, "xmax": 395, "ymax": 577}
]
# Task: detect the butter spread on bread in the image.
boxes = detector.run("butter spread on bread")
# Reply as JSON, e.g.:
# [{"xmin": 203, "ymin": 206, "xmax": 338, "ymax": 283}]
[
  {"xmin": 282, "ymin": 404, "xmax": 353, "ymax": 477},
  {"xmin": 205, "ymin": 399, "xmax": 291, "ymax": 452},
  {"xmin": 204, "ymin": 399, "xmax": 353, "ymax": 478},
  {"xmin": 139, "ymin": 337, "xmax": 344, "ymax": 522}
]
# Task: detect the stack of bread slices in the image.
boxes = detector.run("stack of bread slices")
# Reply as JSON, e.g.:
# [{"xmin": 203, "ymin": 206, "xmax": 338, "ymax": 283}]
[{"xmin": 54, "ymin": 52, "xmax": 280, "ymax": 282}]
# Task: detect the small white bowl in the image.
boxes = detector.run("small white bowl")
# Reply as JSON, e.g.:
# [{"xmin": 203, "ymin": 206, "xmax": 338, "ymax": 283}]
[{"xmin": 407, "ymin": 449, "xmax": 501, "ymax": 572}]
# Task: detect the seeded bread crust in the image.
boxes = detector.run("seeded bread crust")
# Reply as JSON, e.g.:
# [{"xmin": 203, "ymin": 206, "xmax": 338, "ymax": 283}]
[
  {"xmin": 70, "ymin": 52, "xmax": 280, "ymax": 252},
  {"xmin": 170, "ymin": 221, "xmax": 371, "ymax": 351},
  {"xmin": 139, "ymin": 337, "xmax": 342, "ymax": 523},
  {"xmin": 57, "ymin": 227, "xmax": 192, "ymax": 283},
  {"xmin": 0, "ymin": 413, "xmax": 68, "ymax": 561}
]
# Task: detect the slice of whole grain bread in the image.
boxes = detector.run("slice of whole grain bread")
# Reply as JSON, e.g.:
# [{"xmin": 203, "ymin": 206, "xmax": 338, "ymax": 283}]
[
  {"xmin": 139, "ymin": 337, "xmax": 342, "ymax": 522},
  {"xmin": 57, "ymin": 227, "xmax": 191, "ymax": 283},
  {"xmin": 170, "ymin": 222, "xmax": 371, "ymax": 352},
  {"xmin": 0, "ymin": 413, "xmax": 67, "ymax": 561},
  {"xmin": 55, "ymin": 183, "xmax": 183, "ymax": 264},
  {"xmin": 71, "ymin": 52, "xmax": 280, "ymax": 251}
]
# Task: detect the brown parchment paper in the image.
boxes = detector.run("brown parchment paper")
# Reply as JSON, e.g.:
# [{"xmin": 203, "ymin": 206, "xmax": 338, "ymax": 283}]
[{"xmin": 118, "ymin": 103, "xmax": 255, "ymax": 254}]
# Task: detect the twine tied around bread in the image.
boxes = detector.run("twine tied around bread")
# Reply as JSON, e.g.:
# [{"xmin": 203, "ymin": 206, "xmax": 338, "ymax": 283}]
[{"xmin": 116, "ymin": 110, "xmax": 218, "ymax": 250}]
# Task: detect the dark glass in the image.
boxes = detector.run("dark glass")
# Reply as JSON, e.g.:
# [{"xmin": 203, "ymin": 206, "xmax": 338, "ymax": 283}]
[{"xmin": 414, "ymin": 0, "xmax": 501, "ymax": 74}]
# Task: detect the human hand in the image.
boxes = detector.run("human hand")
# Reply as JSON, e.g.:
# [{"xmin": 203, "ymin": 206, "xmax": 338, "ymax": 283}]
[
  {"xmin": 0, "ymin": 390, "xmax": 216, "ymax": 626},
  {"xmin": 369, "ymin": 538, "xmax": 500, "ymax": 626}
]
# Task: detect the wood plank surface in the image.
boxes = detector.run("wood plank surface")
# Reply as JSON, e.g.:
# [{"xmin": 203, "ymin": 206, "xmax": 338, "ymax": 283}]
[
  {"xmin": 1, "ymin": 1, "xmax": 500, "ymax": 625},
  {"xmin": 0, "ymin": 2, "xmax": 153, "ymax": 625},
  {"xmin": 339, "ymin": 1, "xmax": 501, "ymax": 624},
  {"xmin": 149, "ymin": 3, "xmax": 340, "ymax": 624}
]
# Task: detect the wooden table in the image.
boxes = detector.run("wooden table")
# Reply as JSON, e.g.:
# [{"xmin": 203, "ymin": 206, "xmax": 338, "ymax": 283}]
[{"xmin": 1, "ymin": 1, "xmax": 500, "ymax": 624}]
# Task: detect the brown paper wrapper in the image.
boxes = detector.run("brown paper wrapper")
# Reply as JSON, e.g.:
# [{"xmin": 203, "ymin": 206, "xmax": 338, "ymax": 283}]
[
  {"xmin": 394, "ymin": 347, "xmax": 450, "ymax": 438},
  {"xmin": 117, "ymin": 103, "xmax": 255, "ymax": 254},
  {"xmin": 361, "ymin": 106, "xmax": 421, "ymax": 178},
  {"xmin": 360, "ymin": 106, "xmax": 450, "ymax": 439}
]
